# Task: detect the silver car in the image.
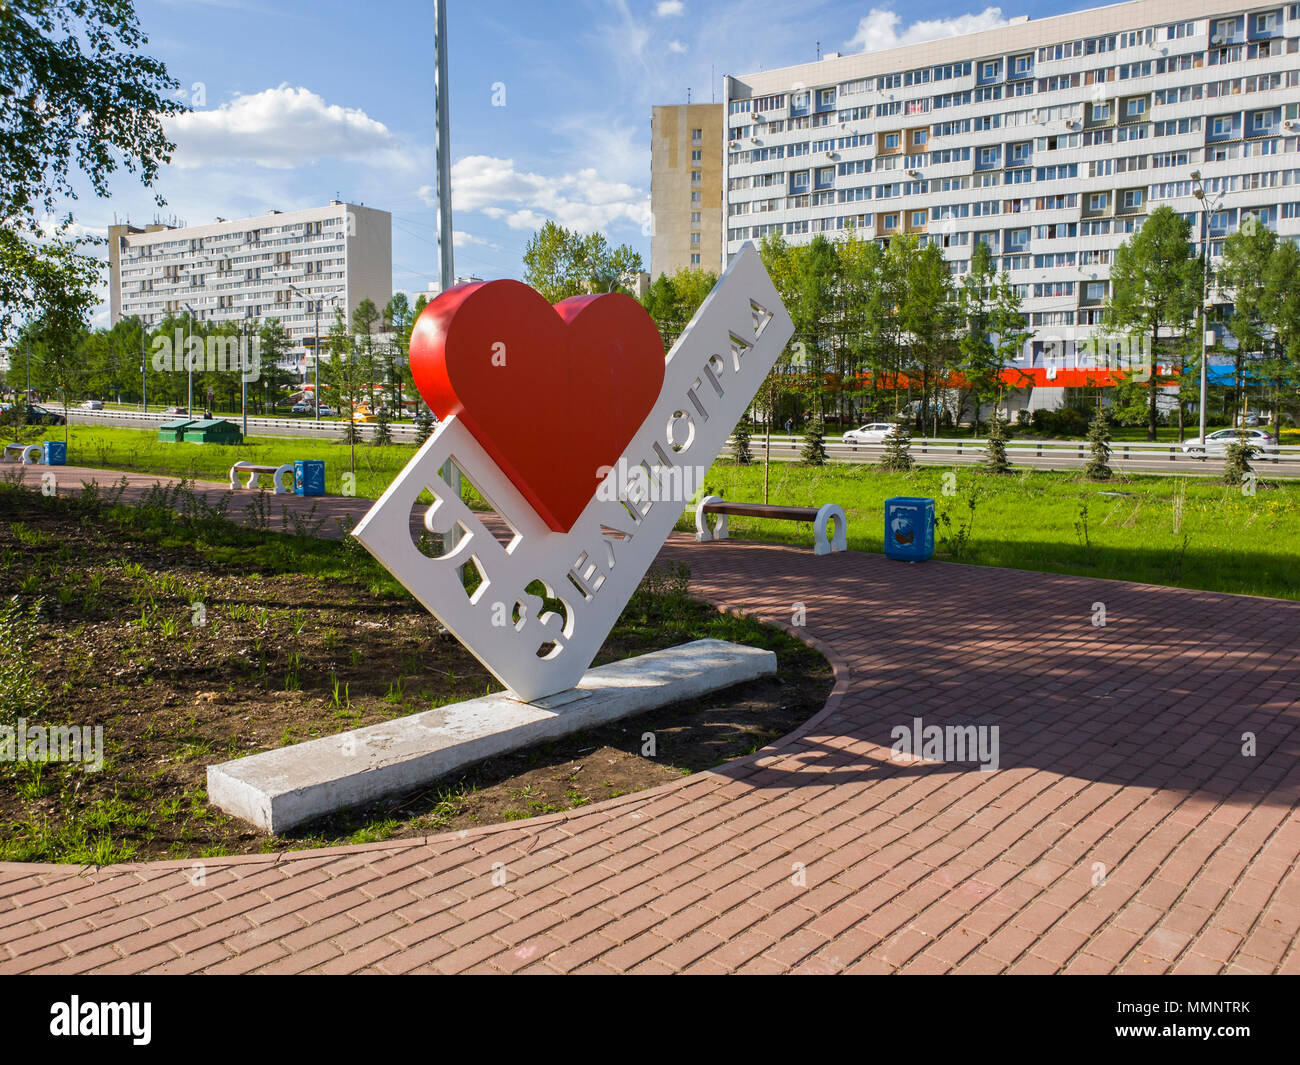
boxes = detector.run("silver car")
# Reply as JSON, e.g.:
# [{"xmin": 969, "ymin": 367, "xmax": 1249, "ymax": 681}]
[
  {"xmin": 1182, "ymin": 428, "xmax": 1278, "ymax": 455},
  {"xmin": 842, "ymin": 422, "xmax": 898, "ymax": 445}
]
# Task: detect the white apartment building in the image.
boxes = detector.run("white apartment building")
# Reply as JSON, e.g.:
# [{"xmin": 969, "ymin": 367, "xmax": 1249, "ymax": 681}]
[
  {"xmin": 109, "ymin": 202, "xmax": 392, "ymax": 380},
  {"xmin": 723, "ymin": 0, "xmax": 1300, "ymax": 406}
]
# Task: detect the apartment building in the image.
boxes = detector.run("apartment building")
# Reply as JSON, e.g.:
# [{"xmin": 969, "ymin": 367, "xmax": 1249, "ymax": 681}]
[
  {"xmin": 651, "ymin": 103, "xmax": 725, "ymax": 277},
  {"xmin": 109, "ymin": 202, "xmax": 392, "ymax": 379},
  {"xmin": 723, "ymin": 0, "xmax": 1300, "ymax": 408}
]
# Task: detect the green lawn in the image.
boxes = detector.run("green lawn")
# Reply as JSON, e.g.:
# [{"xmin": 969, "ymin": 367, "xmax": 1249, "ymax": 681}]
[
  {"xmin": 689, "ymin": 462, "xmax": 1300, "ymax": 601},
  {"xmin": 40, "ymin": 424, "xmax": 421, "ymax": 499},
  {"xmin": 31, "ymin": 424, "xmax": 1300, "ymax": 600}
]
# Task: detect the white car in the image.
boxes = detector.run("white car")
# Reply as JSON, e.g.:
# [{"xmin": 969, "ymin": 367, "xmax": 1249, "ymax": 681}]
[
  {"xmin": 1182, "ymin": 428, "xmax": 1278, "ymax": 456},
  {"xmin": 842, "ymin": 423, "xmax": 898, "ymax": 445},
  {"xmin": 79, "ymin": 399, "xmax": 104, "ymax": 410}
]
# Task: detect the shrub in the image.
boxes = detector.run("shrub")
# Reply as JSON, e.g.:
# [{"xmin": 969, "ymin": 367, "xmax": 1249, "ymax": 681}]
[
  {"xmin": 880, "ymin": 415, "xmax": 914, "ymax": 472},
  {"xmin": 800, "ymin": 416, "xmax": 827, "ymax": 466},
  {"xmin": 982, "ymin": 412, "xmax": 1011, "ymax": 474}
]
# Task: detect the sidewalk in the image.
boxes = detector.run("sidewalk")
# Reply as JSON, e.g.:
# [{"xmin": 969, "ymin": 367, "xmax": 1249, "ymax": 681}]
[{"xmin": 1, "ymin": 465, "xmax": 1297, "ymax": 973}]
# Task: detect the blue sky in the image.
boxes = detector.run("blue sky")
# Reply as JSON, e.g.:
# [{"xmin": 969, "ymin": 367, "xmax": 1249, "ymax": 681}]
[{"xmin": 78, "ymin": 0, "xmax": 1095, "ymax": 322}]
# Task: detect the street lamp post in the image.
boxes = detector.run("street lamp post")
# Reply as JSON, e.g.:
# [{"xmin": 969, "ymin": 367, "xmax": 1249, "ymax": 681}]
[
  {"xmin": 289, "ymin": 283, "xmax": 342, "ymax": 422},
  {"xmin": 241, "ymin": 308, "xmax": 254, "ymax": 438},
  {"xmin": 1191, "ymin": 170, "xmax": 1224, "ymax": 450},
  {"xmin": 183, "ymin": 302, "xmax": 199, "ymax": 415}
]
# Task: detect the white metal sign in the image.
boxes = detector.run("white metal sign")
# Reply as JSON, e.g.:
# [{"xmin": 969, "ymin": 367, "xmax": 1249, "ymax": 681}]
[{"xmin": 352, "ymin": 243, "xmax": 793, "ymax": 703}]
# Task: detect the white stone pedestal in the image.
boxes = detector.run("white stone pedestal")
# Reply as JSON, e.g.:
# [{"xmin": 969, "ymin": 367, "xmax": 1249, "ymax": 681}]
[{"xmin": 207, "ymin": 639, "xmax": 776, "ymax": 833}]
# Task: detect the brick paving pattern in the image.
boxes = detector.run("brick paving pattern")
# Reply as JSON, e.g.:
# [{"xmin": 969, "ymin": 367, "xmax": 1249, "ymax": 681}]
[{"xmin": 1, "ymin": 464, "xmax": 1297, "ymax": 973}]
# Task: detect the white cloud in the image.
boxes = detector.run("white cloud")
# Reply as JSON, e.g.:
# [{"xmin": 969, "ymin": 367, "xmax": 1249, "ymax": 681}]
[
  {"xmin": 655, "ymin": 0, "xmax": 684, "ymax": 15},
  {"xmin": 425, "ymin": 155, "xmax": 649, "ymax": 235},
  {"xmin": 667, "ymin": 39, "xmax": 688, "ymax": 54},
  {"xmin": 846, "ymin": 6, "xmax": 1009, "ymax": 53},
  {"xmin": 452, "ymin": 230, "xmax": 499, "ymax": 251},
  {"xmin": 166, "ymin": 85, "xmax": 400, "ymax": 169}
]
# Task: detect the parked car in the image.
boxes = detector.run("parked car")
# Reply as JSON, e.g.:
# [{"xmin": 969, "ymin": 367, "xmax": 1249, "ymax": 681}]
[
  {"xmin": 1182, "ymin": 428, "xmax": 1278, "ymax": 456},
  {"xmin": 290, "ymin": 401, "xmax": 313, "ymax": 414},
  {"xmin": 161, "ymin": 406, "xmax": 189, "ymax": 416},
  {"xmin": 23, "ymin": 404, "xmax": 65, "ymax": 426},
  {"xmin": 842, "ymin": 422, "xmax": 898, "ymax": 445},
  {"xmin": 316, "ymin": 404, "xmax": 335, "ymax": 417},
  {"xmin": 79, "ymin": 399, "xmax": 104, "ymax": 410}
]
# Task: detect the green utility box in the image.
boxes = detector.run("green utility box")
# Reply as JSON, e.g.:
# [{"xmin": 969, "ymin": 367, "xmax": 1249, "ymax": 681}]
[
  {"xmin": 157, "ymin": 418, "xmax": 195, "ymax": 442},
  {"xmin": 182, "ymin": 419, "xmax": 243, "ymax": 445}
]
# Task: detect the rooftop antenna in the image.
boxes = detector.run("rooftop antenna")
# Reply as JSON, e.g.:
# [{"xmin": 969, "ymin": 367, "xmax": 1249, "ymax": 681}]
[
  {"xmin": 711, "ymin": 65, "xmax": 715, "ymax": 102},
  {"xmin": 816, "ymin": 40, "xmax": 821, "ymax": 61},
  {"xmin": 687, "ymin": 86, "xmax": 692, "ymax": 104}
]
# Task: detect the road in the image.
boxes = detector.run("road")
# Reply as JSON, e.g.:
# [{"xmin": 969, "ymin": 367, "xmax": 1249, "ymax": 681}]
[{"xmin": 58, "ymin": 407, "xmax": 1300, "ymax": 478}]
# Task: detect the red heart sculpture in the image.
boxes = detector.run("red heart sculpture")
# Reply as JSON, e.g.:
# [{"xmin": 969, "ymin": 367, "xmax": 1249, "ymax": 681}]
[{"xmin": 408, "ymin": 280, "xmax": 666, "ymax": 533}]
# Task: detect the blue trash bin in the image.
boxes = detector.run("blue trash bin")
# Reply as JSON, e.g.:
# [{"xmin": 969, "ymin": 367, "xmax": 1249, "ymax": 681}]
[
  {"xmin": 884, "ymin": 496, "xmax": 935, "ymax": 562},
  {"xmin": 43, "ymin": 440, "xmax": 67, "ymax": 466},
  {"xmin": 294, "ymin": 459, "xmax": 325, "ymax": 497}
]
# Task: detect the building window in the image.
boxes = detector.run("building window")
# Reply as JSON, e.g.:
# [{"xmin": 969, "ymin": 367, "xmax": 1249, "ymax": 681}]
[
  {"xmin": 884, "ymin": 133, "xmax": 900, "ymax": 149},
  {"xmin": 910, "ymin": 210, "xmax": 926, "ymax": 226},
  {"xmin": 1093, "ymin": 102, "xmax": 1112, "ymax": 120},
  {"xmin": 691, "ymin": 170, "xmax": 702, "ymax": 184},
  {"xmin": 690, "ymin": 211, "xmax": 701, "ymax": 224},
  {"xmin": 691, "ymin": 191, "xmax": 701, "ymax": 204},
  {"xmin": 1126, "ymin": 98, "xmax": 1146, "ymax": 117},
  {"xmin": 690, "ymin": 232, "xmax": 701, "ymax": 245},
  {"xmin": 1090, "ymin": 193, "xmax": 1108, "ymax": 210},
  {"xmin": 690, "ymin": 253, "xmax": 701, "ymax": 265},
  {"xmin": 983, "ymin": 61, "xmax": 998, "ymax": 79},
  {"xmin": 913, "ymin": 130, "xmax": 927, "ymax": 146},
  {"xmin": 1213, "ymin": 116, "xmax": 1232, "ymax": 136},
  {"xmin": 691, "ymin": 127, "xmax": 702, "ymax": 143},
  {"xmin": 691, "ymin": 149, "xmax": 702, "ymax": 162},
  {"xmin": 1122, "ymin": 189, "xmax": 1144, "ymax": 209},
  {"xmin": 1086, "ymin": 282, "xmax": 1106, "ymax": 300}
]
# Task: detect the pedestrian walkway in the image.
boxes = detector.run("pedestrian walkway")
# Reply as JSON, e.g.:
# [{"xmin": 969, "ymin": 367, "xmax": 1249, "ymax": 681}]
[{"xmin": 1, "ymin": 465, "xmax": 1297, "ymax": 973}]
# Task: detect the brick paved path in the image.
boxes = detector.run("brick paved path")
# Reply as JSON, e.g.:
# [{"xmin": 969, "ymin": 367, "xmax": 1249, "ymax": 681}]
[{"xmin": 1, "ymin": 465, "xmax": 1298, "ymax": 973}]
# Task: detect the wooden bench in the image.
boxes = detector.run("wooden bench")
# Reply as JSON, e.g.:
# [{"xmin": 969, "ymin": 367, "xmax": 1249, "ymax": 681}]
[
  {"xmin": 229, "ymin": 460, "xmax": 296, "ymax": 495},
  {"xmin": 2, "ymin": 443, "xmax": 44, "ymax": 465},
  {"xmin": 695, "ymin": 496, "xmax": 847, "ymax": 556}
]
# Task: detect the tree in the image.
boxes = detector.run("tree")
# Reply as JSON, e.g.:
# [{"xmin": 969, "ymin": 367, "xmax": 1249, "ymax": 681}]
[
  {"xmin": 351, "ymin": 299, "xmax": 380, "ymax": 409},
  {"xmin": 383, "ymin": 293, "xmax": 413, "ymax": 415},
  {"xmin": 326, "ymin": 309, "xmax": 365, "ymax": 472},
  {"xmin": 1, "ymin": 0, "xmax": 184, "ymax": 340},
  {"xmin": 414, "ymin": 406, "xmax": 435, "ymax": 445},
  {"xmin": 1220, "ymin": 217, "xmax": 1278, "ymax": 425},
  {"xmin": 894, "ymin": 235, "xmax": 957, "ymax": 438},
  {"xmin": 880, "ymin": 414, "xmax": 914, "ymax": 472},
  {"xmin": 1262, "ymin": 239, "xmax": 1300, "ymax": 429},
  {"xmin": 731, "ymin": 414, "xmax": 752, "ymax": 465},
  {"xmin": 981, "ymin": 411, "xmax": 1011, "ymax": 474},
  {"xmin": 372, "ymin": 407, "xmax": 392, "ymax": 447},
  {"xmin": 957, "ymin": 241, "xmax": 1001, "ymax": 436},
  {"xmin": 1105, "ymin": 206, "xmax": 1200, "ymax": 440},
  {"xmin": 800, "ymin": 415, "xmax": 827, "ymax": 466},
  {"xmin": 522, "ymin": 221, "xmax": 643, "ymax": 303},
  {"xmin": 1084, "ymin": 404, "xmax": 1112, "ymax": 481},
  {"xmin": 256, "ymin": 318, "xmax": 294, "ymax": 414}
]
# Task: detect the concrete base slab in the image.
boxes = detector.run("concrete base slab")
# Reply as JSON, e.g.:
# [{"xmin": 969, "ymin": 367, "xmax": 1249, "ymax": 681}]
[{"xmin": 207, "ymin": 639, "xmax": 776, "ymax": 833}]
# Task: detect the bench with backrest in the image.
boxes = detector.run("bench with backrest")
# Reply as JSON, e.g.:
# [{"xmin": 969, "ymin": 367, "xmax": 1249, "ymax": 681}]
[
  {"xmin": 229, "ymin": 460, "xmax": 296, "ymax": 495},
  {"xmin": 695, "ymin": 495, "xmax": 847, "ymax": 555},
  {"xmin": 2, "ymin": 443, "xmax": 44, "ymax": 465}
]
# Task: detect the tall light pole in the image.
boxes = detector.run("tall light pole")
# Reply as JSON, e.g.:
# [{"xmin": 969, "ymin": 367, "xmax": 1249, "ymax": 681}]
[
  {"xmin": 140, "ymin": 317, "xmax": 147, "ymax": 411},
  {"xmin": 435, "ymin": 0, "xmax": 461, "ymax": 543},
  {"xmin": 289, "ymin": 283, "xmax": 342, "ymax": 422},
  {"xmin": 183, "ymin": 301, "xmax": 199, "ymax": 415},
  {"xmin": 1191, "ymin": 170, "xmax": 1223, "ymax": 449},
  {"xmin": 241, "ymin": 308, "xmax": 254, "ymax": 438}
]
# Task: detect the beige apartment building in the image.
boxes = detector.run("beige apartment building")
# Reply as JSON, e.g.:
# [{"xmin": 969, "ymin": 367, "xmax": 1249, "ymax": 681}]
[
  {"xmin": 108, "ymin": 202, "xmax": 392, "ymax": 381},
  {"xmin": 650, "ymin": 103, "xmax": 725, "ymax": 277}
]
